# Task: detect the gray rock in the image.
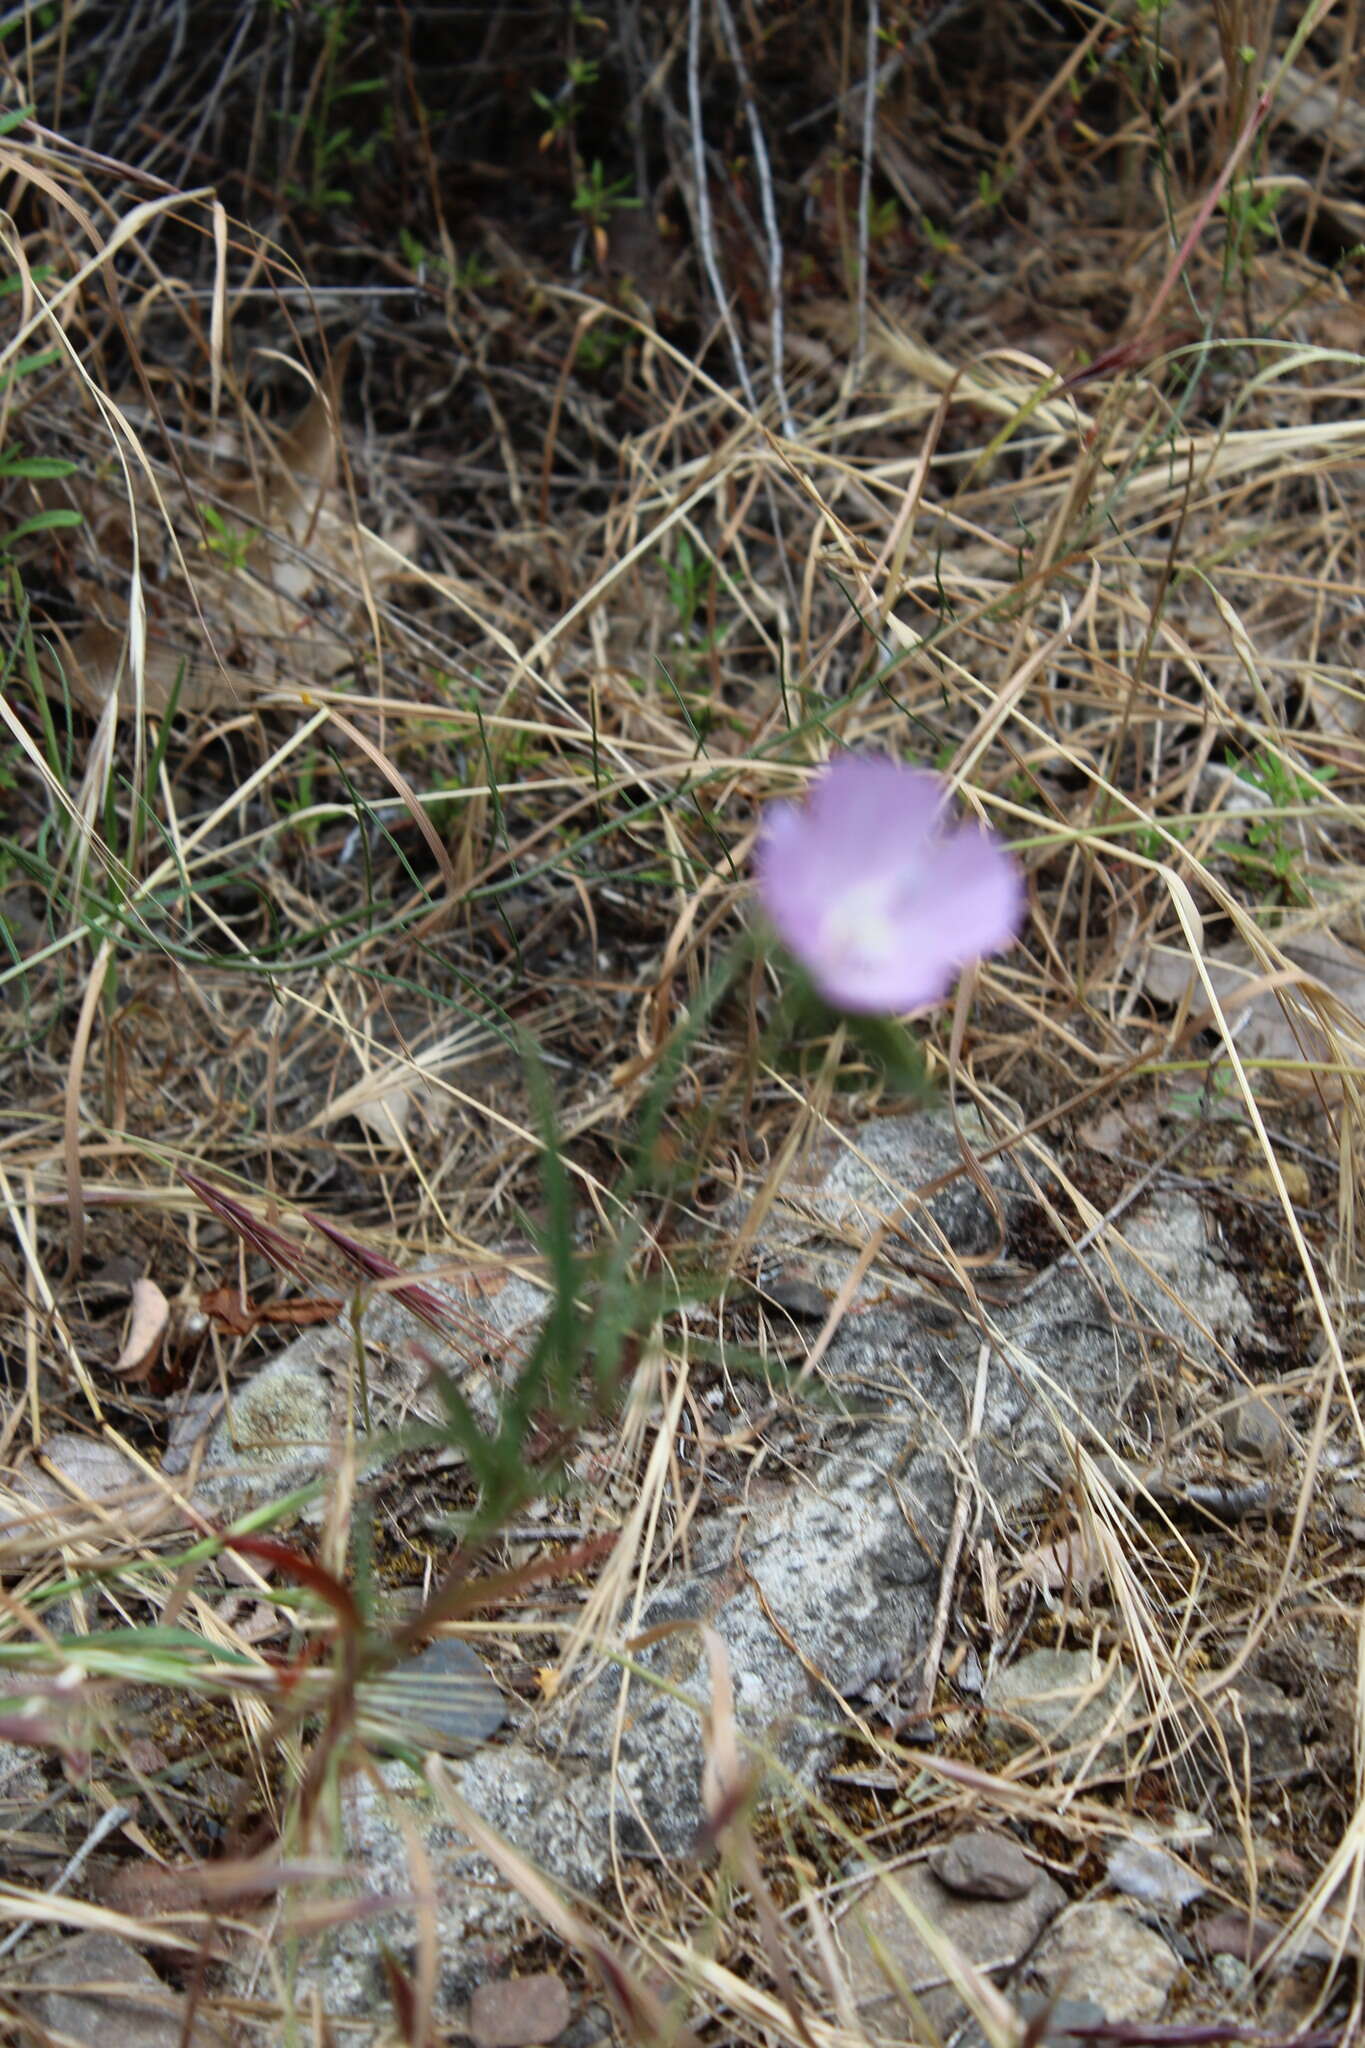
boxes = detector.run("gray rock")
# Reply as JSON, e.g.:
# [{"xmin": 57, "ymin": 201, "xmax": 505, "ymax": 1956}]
[
  {"xmin": 751, "ymin": 1107, "xmax": 1032, "ymax": 1271},
  {"xmin": 11, "ymin": 1434, "xmax": 143, "ymax": 1505},
  {"xmin": 983, "ymin": 1648, "xmax": 1133, "ymax": 1777},
  {"xmin": 190, "ymin": 1260, "xmax": 550, "ymax": 1513},
  {"xmin": 838, "ymin": 1860, "xmax": 1065, "ymax": 2028},
  {"xmin": 1222, "ymin": 1393, "xmax": 1288, "ymax": 1465},
  {"xmin": 454, "ymin": 1741, "xmax": 610, "ymax": 1896},
  {"xmin": 929, "ymin": 1828, "xmax": 1037, "ymax": 1901},
  {"xmin": 1, "ymin": 1435, "xmax": 169, "ymax": 1551},
  {"xmin": 1106, "ymin": 1830, "xmax": 1206, "ymax": 1911},
  {"xmin": 549, "ymin": 1316, "xmax": 975, "ymax": 1851},
  {"xmin": 1028, "ymin": 1899, "xmax": 1182, "ymax": 2023},
  {"xmin": 1210, "ymin": 1951, "xmax": 1254, "ymax": 1997},
  {"xmin": 1115, "ymin": 1195, "xmax": 1254, "ymax": 1360},
  {"xmin": 23, "ymin": 1930, "xmax": 226, "ymax": 2047},
  {"xmin": 1217, "ymin": 1674, "xmax": 1309, "ymax": 1782},
  {"xmin": 243, "ymin": 1747, "xmax": 608, "ymax": 2037},
  {"xmin": 360, "ymin": 1638, "xmax": 509, "ymax": 1755},
  {"xmin": 1017, "ymin": 1992, "xmax": 1111, "ymax": 2044},
  {"xmin": 205, "ymin": 1112, "xmax": 1256, "ymax": 2033},
  {"xmin": 755, "ymin": 1265, "xmax": 829, "ymax": 1321},
  {"xmin": 546, "ymin": 1115, "xmax": 1257, "ymax": 1853},
  {"xmin": 0, "ymin": 1736, "xmax": 43, "ymax": 1813},
  {"xmin": 1334, "ymin": 1478, "xmax": 1365, "ymax": 1520},
  {"xmin": 194, "ymin": 1352, "xmax": 335, "ymax": 1512}
]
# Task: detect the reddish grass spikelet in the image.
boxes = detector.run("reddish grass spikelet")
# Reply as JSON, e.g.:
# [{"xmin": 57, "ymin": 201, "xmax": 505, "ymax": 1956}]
[
  {"xmin": 304, "ymin": 1211, "xmax": 460, "ymax": 1338},
  {"xmin": 180, "ymin": 1170, "xmax": 318, "ymax": 1285}
]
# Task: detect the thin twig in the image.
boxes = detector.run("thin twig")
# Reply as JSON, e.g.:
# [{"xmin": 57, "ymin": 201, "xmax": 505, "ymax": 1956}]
[
  {"xmin": 686, "ymin": 0, "xmax": 760, "ymax": 418},
  {"xmin": 854, "ymin": 0, "xmax": 878, "ymax": 383},
  {"xmin": 915, "ymin": 1338, "xmax": 992, "ymax": 1717},
  {"xmin": 0, "ymin": 1801, "xmax": 135, "ymax": 1961},
  {"xmin": 714, "ymin": 0, "xmax": 794, "ymax": 437}
]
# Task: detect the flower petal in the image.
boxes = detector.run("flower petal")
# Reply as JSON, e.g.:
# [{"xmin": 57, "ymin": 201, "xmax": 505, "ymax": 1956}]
[
  {"xmin": 918, "ymin": 822, "xmax": 1025, "ymax": 961},
  {"xmin": 806, "ymin": 756, "xmax": 943, "ymax": 859}
]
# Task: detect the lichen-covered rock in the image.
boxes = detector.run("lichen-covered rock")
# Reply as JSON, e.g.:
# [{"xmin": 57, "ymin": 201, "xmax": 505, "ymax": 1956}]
[
  {"xmin": 1028, "ymin": 1899, "xmax": 1182, "ymax": 2025},
  {"xmin": 229, "ymin": 1747, "xmax": 607, "ymax": 2041},
  {"xmin": 207, "ymin": 1112, "xmax": 1255, "ymax": 2038}
]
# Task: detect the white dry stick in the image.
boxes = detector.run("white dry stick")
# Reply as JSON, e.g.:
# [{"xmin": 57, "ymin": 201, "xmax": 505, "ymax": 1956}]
[
  {"xmin": 0, "ymin": 1801, "xmax": 135, "ymax": 1960},
  {"xmin": 916, "ymin": 1338, "xmax": 991, "ymax": 1716},
  {"xmin": 686, "ymin": 0, "xmax": 760, "ymax": 418},
  {"xmin": 854, "ymin": 0, "xmax": 879, "ymax": 383},
  {"xmin": 713, "ymin": 0, "xmax": 795, "ymax": 437}
]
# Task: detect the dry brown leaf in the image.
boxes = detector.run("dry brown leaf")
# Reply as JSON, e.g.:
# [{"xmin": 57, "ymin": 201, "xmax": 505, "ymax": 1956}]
[
  {"xmin": 1188, "ymin": 1159, "xmax": 1311, "ymax": 1203},
  {"xmin": 18, "ymin": 1433, "xmax": 143, "ymax": 1504},
  {"xmin": 1304, "ymin": 667, "xmax": 1365, "ymax": 738},
  {"xmin": 113, "ymin": 1275, "xmax": 169, "ymax": 1379},
  {"xmin": 316, "ymin": 1070, "xmax": 455, "ymax": 1145},
  {"xmin": 1005, "ymin": 1524, "xmax": 1102, "ymax": 1598},
  {"xmin": 42, "ymin": 619, "xmax": 230, "ymax": 719},
  {"xmin": 1142, "ymin": 928, "xmax": 1365, "ymax": 1086},
  {"xmin": 39, "ymin": 338, "xmax": 415, "ymax": 719},
  {"xmin": 200, "ymin": 1284, "xmax": 342, "ymax": 1335}
]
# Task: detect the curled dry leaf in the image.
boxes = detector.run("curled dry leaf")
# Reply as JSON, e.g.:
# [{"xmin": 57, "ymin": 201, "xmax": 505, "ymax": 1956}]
[
  {"xmin": 1142, "ymin": 928, "xmax": 1365, "ymax": 1090},
  {"xmin": 316, "ymin": 1070, "xmax": 454, "ymax": 1146},
  {"xmin": 113, "ymin": 1275, "xmax": 169, "ymax": 1379},
  {"xmin": 41, "ymin": 617, "xmax": 231, "ymax": 720},
  {"xmin": 1005, "ymin": 1523, "xmax": 1102, "ymax": 1598},
  {"xmin": 200, "ymin": 1284, "xmax": 342, "ymax": 1336}
]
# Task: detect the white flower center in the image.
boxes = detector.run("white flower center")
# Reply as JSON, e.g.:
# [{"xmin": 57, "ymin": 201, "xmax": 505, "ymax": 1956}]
[{"xmin": 821, "ymin": 874, "xmax": 903, "ymax": 970}]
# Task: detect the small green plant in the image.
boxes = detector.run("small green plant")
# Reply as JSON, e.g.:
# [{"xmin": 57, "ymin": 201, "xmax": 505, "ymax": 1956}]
[
  {"xmin": 664, "ymin": 533, "xmax": 712, "ymax": 638},
  {"xmin": 977, "ymin": 162, "xmax": 1013, "ymax": 210},
  {"xmin": 199, "ymin": 501, "xmax": 252, "ymax": 571},
  {"xmin": 397, "ymin": 227, "xmax": 494, "ymax": 292},
  {"xmin": 281, "ymin": 0, "xmax": 390, "ymax": 211},
  {"xmin": 1135, "ymin": 816, "xmax": 1194, "ymax": 861},
  {"xmin": 1218, "ymin": 747, "xmax": 1333, "ymax": 905},
  {"xmin": 531, "ymin": 54, "xmax": 599, "ymax": 149},
  {"xmin": 572, "ymin": 160, "xmax": 640, "ymax": 252},
  {"xmin": 275, "ymin": 749, "xmax": 325, "ymax": 847},
  {"xmin": 1220, "ymin": 177, "xmax": 1283, "ymax": 277},
  {"xmin": 574, "ymin": 321, "xmax": 628, "ymax": 373},
  {"xmin": 1166, "ymin": 1066, "xmax": 1239, "ymax": 1119},
  {"xmin": 0, "ymin": 303, "xmax": 83, "ymax": 562}
]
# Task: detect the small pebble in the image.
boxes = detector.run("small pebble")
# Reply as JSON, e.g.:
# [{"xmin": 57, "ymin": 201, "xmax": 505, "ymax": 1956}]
[
  {"xmin": 470, "ymin": 1971, "xmax": 571, "ymax": 2048},
  {"xmin": 758, "ymin": 1267, "xmax": 827, "ymax": 1320},
  {"xmin": 1222, "ymin": 1395, "xmax": 1287, "ymax": 1466},
  {"xmin": 1107, "ymin": 1834, "xmax": 1205, "ymax": 1912},
  {"xmin": 1017, "ymin": 1993, "xmax": 1110, "ymax": 2046},
  {"xmin": 1211, "ymin": 1952, "xmax": 1254, "ymax": 1998},
  {"xmin": 362, "ymin": 1638, "xmax": 507, "ymax": 1754},
  {"xmin": 929, "ymin": 1827, "xmax": 1036, "ymax": 1901}
]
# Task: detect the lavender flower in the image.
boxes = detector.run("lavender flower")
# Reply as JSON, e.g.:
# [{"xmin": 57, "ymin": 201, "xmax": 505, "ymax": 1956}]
[{"xmin": 754, "ymin": 756, "xmax": 1023, "ymax": 1015}]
